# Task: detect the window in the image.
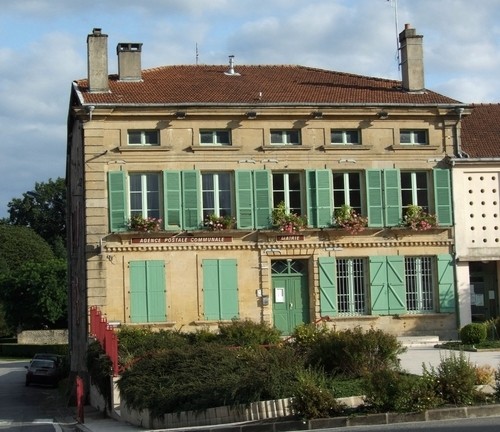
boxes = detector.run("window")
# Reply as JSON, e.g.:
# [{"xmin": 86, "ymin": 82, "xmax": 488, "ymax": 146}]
[
  {"xmin": 400, "ymin": 171, "xmax": 429, "ymax": 212},
  {"xmin": 129, "ymin": 260, "xmax": 166, "ymax": 323},
  {"xmin": 333, "ymin": 172, "xmax": 362, "ymax": 213},
  {"xmin": 270, "ymin": 129, "xmax": 300, "ymax": 145},
  {"xmin": 128, "ymin": 130, "xmax": 159, "ymax": 146},
  {"xmin": 129, "ymin": 173, "xmax": 161, "ymax": 219},
  {"xmin": 337, "ymin": 258, "xmax": 367, "ymax": 315},
  {"xmin": 405, "ymin": 257, "xmax": 434, "ymax": 312},
  {"xmin": 400, "ymin": 130, "xmax": 427, "ymax": 145},
  {"xmin": 272, "ymin": 172, "xmax": 303, "ymax": 215},
  {"xmin": 203, "ymin": 259, "xmax": 239, "ymax": 320},
  {"xmin": 331, "ymin": 130, "xmax": 360, "ymax": 145},
  {"xmin": 200, "ymin": 130, "xmax": 231, "ymax": 146},
  {"xmin": 202, "ymin": 172, "xmax": 233, "ymax": 219}
]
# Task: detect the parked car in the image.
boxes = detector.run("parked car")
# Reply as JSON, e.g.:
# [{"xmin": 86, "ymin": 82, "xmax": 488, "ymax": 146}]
[
  {"xmin": 31, "ymin": 352, "xmax": 63, "ymax": 366},
  {"xmin": 25, "ymin": 359, "xmax": 61, "ymax": 387}
]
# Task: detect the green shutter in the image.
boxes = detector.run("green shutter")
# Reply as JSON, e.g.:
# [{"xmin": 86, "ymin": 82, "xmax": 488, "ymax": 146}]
[
  {"xmin": 163, "ymin": 171, "xmax": 182, "ymax": 229},
  {"xmin": 108, "ymin": 171, "xmax": 128, "ymax": 232},
  {"xmin": 386, "ymin": 256, "xmax": 406, "ymax": 314},
  {"xmin": 384, "ymin": 169, "xmax": 401, "ymax": 226},
  {"xmin": 254, "ymin": 170, "xmax": 272, "ymax": 228},
  {"xmin": 235, "ymin": 171, "xmax": 254, "ymax": 229},
  {"xmin": 369, "ymin": 256, "xmax": 388, "ymax": 315},
  {"xmin": 366, "ymin": 170, "xmax": 384, "ymax": 227},
  {"xmin": 318, "ymin": 257, "xmax": 337, "ymax": 317},
  {"xmin": 182, "ymin": 170, "xmax": 201, "ymax": 230},
  {"xmin": 307, "ymin": 170, "xmax": 332, "ymax": 228},
  {"xmin": 438, "ymin": 254, "xmax": 456, "ymax": 313},
  {"xmin": 203, "ymin": 259, "xmax": 220, "ymax": 320},
  {"xmin": 219, "ymin": 259, "xmax": 239, "ymax": 319},
  {"xmin": 129, "ymin": 261, "xmax": 148, "ymax": 323},
  {"xmin": 146, "ymin": 260, "xmax": 167, "ymax": 322},
  {"xmin": 434, "ymin": 169, "xmax": 453, "ymax": 226}
]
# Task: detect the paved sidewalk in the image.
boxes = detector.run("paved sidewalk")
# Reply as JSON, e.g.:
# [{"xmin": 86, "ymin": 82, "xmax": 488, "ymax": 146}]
[{"xmin": 70, "ymin": 346, "xmax": 500, "ymax": 432}]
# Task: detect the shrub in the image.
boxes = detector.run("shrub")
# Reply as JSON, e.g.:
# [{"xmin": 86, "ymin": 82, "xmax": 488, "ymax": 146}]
[
  {"xmin": 475, "ymin": 364, "xmax": 495, "ymax": 385},
  {"xmin": 87, "ymin": 340, "xmax": 113, "ymax": 406},
  {"xmin": 422, "ymin": 350, "xmax": 479, "ymax": 406},
  {"xmin": 460, "ymin": 323, "xmax": 487, "ymax": 345},
  {"xmin": 305, "ymin": 327, "xmax": 405, "ymax": 377},
  {"xmin": 290, "ymin": 322, "xmax": 330, "ymax": 354},
  {"xmin": 217, "ymin": 318, "xmax": 282, "ymax": 346},
  {"xmin": 363, "ymin": 369, "xmax": 442, "ymax": 413},
  {"xmin": 291, "ymin": 368, "xmax": 345, "ymax": 419}
]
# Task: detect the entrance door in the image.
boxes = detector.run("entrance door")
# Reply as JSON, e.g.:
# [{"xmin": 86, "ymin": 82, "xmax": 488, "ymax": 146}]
[
  {"xmin": 272, "ymin": 260, "xmax": 309, "ymax": 335},
  {"xmin": 470, "ymin": 261, "xmax": 498, "ymax": 322}
]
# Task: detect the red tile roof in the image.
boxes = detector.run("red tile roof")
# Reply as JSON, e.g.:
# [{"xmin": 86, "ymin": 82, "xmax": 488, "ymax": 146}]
[
  {"xmin": 461, "ymin": 104, "xmax": 500, "ymax": 158},
  {"xmin": 75, "ymin": 65, "xmax": 460, "ymax": 106}
]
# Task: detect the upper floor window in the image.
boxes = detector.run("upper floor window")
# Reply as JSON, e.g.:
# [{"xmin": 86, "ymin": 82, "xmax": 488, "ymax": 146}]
[
  {"xmin": 401, "ymin": 171, "xmax": 429, "ymax": 212},
  {"xmin": 331, "ymin": 130, "xmax": 360, "ymax": 145},
  {"xmin": 128, "ymin": 130, "xmax": 159, "ymax": 146},
  {"xmin": 200, "ymin": 130, "xmax": 231, "ymax": 146},
  {"xmin": 400, "ymin": 130, "xmax": 427, "ymax": 145},
  {"xmin": 129, "ymin": 173, "xmax": 161, "ymax": 219},
  {"xmin": 202, "ymin": 172, "xmax": 233, "ymax": 218},
  {"xmin": 333, "ymin": 172, "xmax": 362, "ymax": 214},
  {"xmin": 270, "ymin": 130, "xmax": 300, "ymax": 145},
  {"xmin": 272, "ymin": 172, "xmax": 303, "ymax": 215}
]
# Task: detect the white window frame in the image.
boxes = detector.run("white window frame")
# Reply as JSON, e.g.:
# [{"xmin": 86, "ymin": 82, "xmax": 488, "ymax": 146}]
[
  {"xmin": 128, "ymin": 173, "xmax": 161, "ymax": 219},
  {"xmin": 332, "ymin": 172, "xmax": 363, "ymax": 214},
  {"xmin": 336, "ymin": 258, "xmax": 367, "ymax": 315},
  {"xmin": 405, "ymin": 256, "xmax": 434, "ymax": 313},
  {"xmin": 270, "ymin": 129, "xmax": 301, "ymax": 145},
  {"xmin": 400, "ymin": 171, "xmax": 430, "ymax": 211},
  {"xmin": 400, "ymin": 129, "xmax": 428, "ymax": 145},
  {"xmin": 128, "ymin": 130, "xmax": 159, "ymax": 146},
  {"xmin": 200, "ymin": 130, "xmax": 231, "ymax": 146},
  {"xmin": 272, "ymin": 172, "xmax": 303, "ymax": 215},
  {"xmin": 331, "ymin": 129, "xmax": 360, "ymax": 145},
  {"xmin": 201, "ymin": 172, "xmax": 233, "ymax": 218}
]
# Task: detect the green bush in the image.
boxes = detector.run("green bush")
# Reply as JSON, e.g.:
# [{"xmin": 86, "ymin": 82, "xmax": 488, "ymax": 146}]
[
  {"xmin": 290, "ymin": 322, "xmax": 330, "ymax": 354},
  {"xmin": 305, "ymin": 327, "xmax": 405, "ymax": 377},
  {"xmin": 460, "ymin": 323, "xmax": 487, "ymax": 345},
  {"xmin": 363, "ymin": 369, "xmax": 442, "ymax": 413},
  {"xmin": 291, "ymin": 368, "xmax": 345, "ymax": 419},
  {"xmin": 217, "ymin": 318, "xmax": 282, "ymax": 346},
  {"xmin": 423, "ymin": 350, "xmax": 479, "ymax": 406},
  {"xmin": 87, "ymin": 340, "xmax": 113, "ymax": 406}
]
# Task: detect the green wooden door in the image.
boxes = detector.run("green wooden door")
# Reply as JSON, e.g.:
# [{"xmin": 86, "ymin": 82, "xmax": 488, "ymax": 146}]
[{"xmin": 271, "ymin": 260, "xmax": 309, "ymax": 335}]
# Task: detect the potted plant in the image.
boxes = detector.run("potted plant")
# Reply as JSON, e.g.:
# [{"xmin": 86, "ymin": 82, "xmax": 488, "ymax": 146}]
[
  {"xmin": 271, "ymin": 202, "xmax": 308, "ymax": 233},
  {"xmin": 127, "ymin": 215, "xmax": 162, "ymax": 232},
  {"xmin": 204, "ymin": 214, "xmax": 236, "ymax": 231},
  {"xmin": 333, "ymin": 204, "xmax": 368, "ymax": 234},
  {"xmin": 401, "ymin": 204, "xmax": 437, "ymax": 231}
]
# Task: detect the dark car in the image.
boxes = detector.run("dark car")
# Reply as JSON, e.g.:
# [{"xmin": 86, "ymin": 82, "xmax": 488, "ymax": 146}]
[
  {"xmin": 31, "ymin": 352, "xmax": 63, "ymax": 366},
  {"xmin": 25, "ymin": 359, "xmax": 61, "ymax": 387}
]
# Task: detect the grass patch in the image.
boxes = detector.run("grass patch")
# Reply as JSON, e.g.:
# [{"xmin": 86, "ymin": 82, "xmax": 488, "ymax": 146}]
[{"xmin": 332, "ymin": 377, "xmax": 365, "ymax": 398}]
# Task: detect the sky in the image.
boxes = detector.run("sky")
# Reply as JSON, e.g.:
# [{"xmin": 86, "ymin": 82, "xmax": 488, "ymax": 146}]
[{"xmin": 0, "ymin": 0, "xmax": 499, "ymax": 218}]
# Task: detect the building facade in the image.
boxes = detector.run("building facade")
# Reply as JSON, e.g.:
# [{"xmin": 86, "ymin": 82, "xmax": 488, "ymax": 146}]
[
  {"xmin": 67, "ymin": 26, "xmax": 469, "ymax": 371},
  {"xmin": 452, "ymin": 104, "xmax": 500, "ymax": 328}
]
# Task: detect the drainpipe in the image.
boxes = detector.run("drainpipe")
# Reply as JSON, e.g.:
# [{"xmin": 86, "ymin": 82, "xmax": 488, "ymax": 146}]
[{"xmin": 454, "ymin": 107, "xmax": 469, "ymax": 158}]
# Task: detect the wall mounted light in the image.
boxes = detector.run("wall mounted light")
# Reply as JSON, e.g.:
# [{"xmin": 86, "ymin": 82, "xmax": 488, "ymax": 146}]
[
  {"xmin": 265, "ymin": 248, "xmax": 281, "ymax": 255},
  {"xmin": 312, "ymin": 111, "xmax": 323, "ymax": 119},
  {"xmin": 377, "ymin": 110, "xmax": 389, "ymax": 119},
  {"xmin": 246, "ymin": 111, "xmax": 257, "ymax": 119},
  {"xmin": 175, "ymin": 111, "xmax": 186, "ymax": 119}
]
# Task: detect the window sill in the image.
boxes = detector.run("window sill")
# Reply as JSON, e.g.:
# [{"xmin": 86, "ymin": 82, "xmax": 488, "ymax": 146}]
[
  {"xmin": 391, "ymin": 145, "xmax": 439, "ymax": 151},
  {"xmin": 190, "ymin": 146, "xmax": 241, "ymax": 152},
  {"xmin": 261, "ymin": 145, "xmax": 312, "ymax": 152},
  {"xmin": 115, "ymin": 146, "xmax": 172, "ymax": 152},
  {"xmin": 332, "ymin": 315, "xmax": 379, "ymax": 321},
  {"xmin": 193, "ymin": 320, "xmax": 235, "ymax": 325},
  {"xmin": 321, "ymin": 145, "xmax": 373, "ymax": 151}
]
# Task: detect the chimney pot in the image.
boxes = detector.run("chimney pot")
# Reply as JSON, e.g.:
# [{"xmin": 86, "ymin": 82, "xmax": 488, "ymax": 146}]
[
  {"xmin": 399, "ymin": 25, "xmax": 425, "ymax": 92},
  {"xmin": 87, "ymin": 28, "xmax": 109, "ymax": 93},
  {"xmin": 117, "ymin": 43, "xmax": 143, "ymax": 81}
]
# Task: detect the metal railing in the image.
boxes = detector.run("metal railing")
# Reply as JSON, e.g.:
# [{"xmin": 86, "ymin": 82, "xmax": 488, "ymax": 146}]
[{"xmin": 89, "ymin": 306, "xmax": 119, "ymax": 376}]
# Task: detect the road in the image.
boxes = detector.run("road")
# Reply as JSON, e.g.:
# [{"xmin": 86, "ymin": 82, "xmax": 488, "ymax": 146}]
[{"xmin": 0, "ymin": 359, "xmax": 76, "ymax": 431}]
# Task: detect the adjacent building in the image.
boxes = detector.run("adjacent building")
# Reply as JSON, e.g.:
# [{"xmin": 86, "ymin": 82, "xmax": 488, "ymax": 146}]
[
  {"xmin": 67, "ymin": 25, "xmax": 469, "ymax": 372},
  {"xmin": 452, "ymin": 104, "xmax": 500, "ymax": 327}
]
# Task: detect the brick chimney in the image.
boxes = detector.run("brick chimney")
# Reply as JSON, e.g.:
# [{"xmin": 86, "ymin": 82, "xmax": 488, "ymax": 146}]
[
  {"xmin": 117, "ymin": 43, "xmax": 143, "ymax": 81},
  {"xmin": 87, "ymin": 28, "xmax": 109, "ymax": 93},
  {"xmin": 399, "ymin": 24, "xmax": 425, "ymax": 92}
]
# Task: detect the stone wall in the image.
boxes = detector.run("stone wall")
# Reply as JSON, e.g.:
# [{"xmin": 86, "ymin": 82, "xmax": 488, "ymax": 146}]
[{"xmin": 17, "ymin": 329, "xmax": 68, "ymax": 345}]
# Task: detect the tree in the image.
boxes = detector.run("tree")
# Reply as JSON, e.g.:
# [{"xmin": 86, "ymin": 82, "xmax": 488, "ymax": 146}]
[
  {"xmin": 7, "ymin": 177, "xmax": 66, "ymax": 258},
  {"xmin": 0, "ymin": 259, "xmax": 67, "ymax": 331}
]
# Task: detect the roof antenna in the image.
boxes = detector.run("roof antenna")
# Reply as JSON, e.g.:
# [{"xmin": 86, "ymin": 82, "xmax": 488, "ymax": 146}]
[
  {"xmin": 387, "ymin": 0, "xmax": 401, "ymax": 71},
  {"xmin": 224, "ymin": 55, "xmax": 240, "ymax": 76},
  {"xmin": 195, "ymin": 43, "xmax": 199, "ymax": 65}
]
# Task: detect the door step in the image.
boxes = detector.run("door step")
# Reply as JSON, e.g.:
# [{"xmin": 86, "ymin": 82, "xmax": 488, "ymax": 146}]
[{"xmin": 397, "ymin": 335, "xmax": 440, "ymax": 348}]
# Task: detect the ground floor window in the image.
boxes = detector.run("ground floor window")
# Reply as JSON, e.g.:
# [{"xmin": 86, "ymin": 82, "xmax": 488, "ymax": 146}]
[
  {"xmin": 405, "ymin": 256, "xmax": 434, "ymax": 312},
  {"xmin": 336, "ymin": 258, "xmax": 367, "ymax": 315}
]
